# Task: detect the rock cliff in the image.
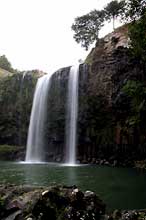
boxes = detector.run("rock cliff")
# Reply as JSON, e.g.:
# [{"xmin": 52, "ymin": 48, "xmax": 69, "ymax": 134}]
[
  {"xmin": 0, "ymin": 70, "xmax": 42, "ymax": 160},
  {"xmin": 82, "ymin": 24, "xmax": 146, "ymax": 165},
  {"xmin": 0, "ymin": 25, "xmax": 146, "ymax": 164}
]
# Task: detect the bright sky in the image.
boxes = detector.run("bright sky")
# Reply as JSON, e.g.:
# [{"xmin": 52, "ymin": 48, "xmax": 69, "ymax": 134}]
[{"xmin": 0, "ymin": 0, "xmax": 115, "ymax": 73}]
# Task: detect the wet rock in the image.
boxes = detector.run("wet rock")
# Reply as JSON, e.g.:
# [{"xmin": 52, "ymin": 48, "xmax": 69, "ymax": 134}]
[
  {"xmin": 113, "ymin": 160, "xmax": 118, "ymax": 167},
  {"xmin": 84, "ymin": 191, "xmax": 95, "ymax": 198},
  {"xmin": 91, "ymin": 158, "xmax": 96, "ymax": 164},
  {"xmin": 100, "ymin": 160, "xmax": 105, "ymax": 165},
  {"xmin": 112, "ymin": 209, "xmax": 122, "ymax": 220},
  {"xmin": 4, "ymin": 210, "xmax": 22, "ymax": 220},
  {"xmin": 104, "ymin": 161, "xmax": 110, "ymax": 166},
  {"xmin": 82, "ymin": 159, "xmax": 88, "ymax": 164},
  {"xmin": 120, "ymin": 210, "xmax": 144, "ymax": 220},
  {"xmin": 0, "ymin": 185, "xmax": 106, "ymax": 220},
  {"xmin": 55, "ymin": 156, "xmax": 62, "ymax": 163}
]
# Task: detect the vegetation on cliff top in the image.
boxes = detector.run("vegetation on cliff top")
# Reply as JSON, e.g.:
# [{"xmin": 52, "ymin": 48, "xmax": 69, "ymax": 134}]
[
  {"xmin": 72, "ymin": 0, "xmax": 146, "ymax": 62},
  {"xmin": 0, "ymin": 55, "xmax": 14, "ymax": 73},
  {"xmin": 72, "ymin": 0, "xmax": 125, "ymax": 50}
]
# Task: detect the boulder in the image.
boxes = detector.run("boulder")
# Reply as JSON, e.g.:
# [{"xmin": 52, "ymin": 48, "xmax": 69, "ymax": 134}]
[{"xmin": 0, "ymin": 185, "xmax": 106, "ymax": 220}]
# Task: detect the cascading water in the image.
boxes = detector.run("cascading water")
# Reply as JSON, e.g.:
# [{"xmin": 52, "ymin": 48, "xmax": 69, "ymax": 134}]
[
  {"xmin": 66, "ymin": 65, "xmax": 79, "ymax": 164},
  {"xmin": 25, "ymin": 73, "xmax": 52, "ymax": 162}
]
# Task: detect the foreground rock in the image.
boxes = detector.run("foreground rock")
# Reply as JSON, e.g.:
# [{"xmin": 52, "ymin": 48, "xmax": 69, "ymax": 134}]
[
  {"xmin": 108, "ymin": 209, "xmax": 146, "ymax": 220},
  {"xmin": 0, "ymin": 185, "xmax": 105, "ymax": 220}
]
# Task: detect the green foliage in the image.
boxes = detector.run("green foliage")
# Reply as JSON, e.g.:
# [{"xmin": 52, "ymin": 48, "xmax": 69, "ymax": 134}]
[
  {"xmin": 71, "ymin": 0, "xmax": 146, "ymax": 59},
  {"xmin": 71, "ymin": 10, "xmax": 104, "ymax": 50},
  {"xmin": 122, "ymin": 80, "xmax": 146, "ymax": 127},
  {"xmin": 71, "ymin": 0, "xmax": 126, "ymax": 49},
  {"xmin": 125, "ymin": 0, "xmax": 146, "ymax": 21},
  {"xmin": 104, "ymin": 0, "xmax": 125, "ymax": 29},
  {"xmin": 122, "ymin": 80, "xmax": 146, "ymax": 99},
  {"xmin": 0, "ymin": 145, "xmax": 21, "ymax": 153},
  {"xmin": 128, "ymin": 13, "xmax": 146, "ymax": 62},
  {"xmin": 124, "ymin": 0, "xmax": 146, "ymax": 62},
  {"xmin": 0, "ymin": 145, "xmax": 24, "ymax": 161},
  {"xmin": 0, "ymin": 55, "xmax": 13, "ymax": 72},
  {"xmin": 0, "ymin": 72, "xmax": 37, "ymax": 146}
]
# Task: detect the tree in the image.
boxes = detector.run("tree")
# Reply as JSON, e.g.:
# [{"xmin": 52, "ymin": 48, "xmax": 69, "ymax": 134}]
[
  {"xmin": 125, "ymin": 0, "xmax": 146, "ymax": 62},
  {"xmin": 104, "ymin": 0, "xmax": 125, "ymax": 30},
  {"xmin": 71, "ymin": 1, "xmax": 125, "ymax": 49},
  {"xmin": 71, "ymin": 10, "xmax": 104, "ymax": 50},
  {"xmin": 128, "ymin": 14, "xmax": 146, "ymax": 62},
  {"xmin": 0, "ymin": 55, "xmax": 13, "ymax": 72},
  {"xmin": 125, "ymin": 0, "xmax": 146, "ymax": 21}
]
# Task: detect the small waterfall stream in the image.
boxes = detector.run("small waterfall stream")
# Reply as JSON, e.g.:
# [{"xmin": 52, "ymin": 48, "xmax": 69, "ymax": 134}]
[
  {"xmin": 25, "ymin": 73, "xmax": 52, "ymax": 162},
  {"xmin": 66, "ymin": 65, "xmax": 79, "ymax": 164}
]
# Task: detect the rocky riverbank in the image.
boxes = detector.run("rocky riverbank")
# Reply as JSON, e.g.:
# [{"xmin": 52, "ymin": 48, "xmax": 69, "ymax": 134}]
[
  {"xmin": 0, "ymin": 184, "xmax": 105, "ymax": 220},
  {"xmin": 0, "ymin": 184, "xmax": 146, "ymax": 220}
]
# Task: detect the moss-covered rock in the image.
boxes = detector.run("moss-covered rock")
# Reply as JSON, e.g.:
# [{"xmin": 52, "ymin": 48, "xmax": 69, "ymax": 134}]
[
  {"xmin": 0, "ymin": 145, "xmax": 25, "ymax": 161},
  {"xmin": 0, "ymin": 69, "xmax": 40, "ymax": 148}
]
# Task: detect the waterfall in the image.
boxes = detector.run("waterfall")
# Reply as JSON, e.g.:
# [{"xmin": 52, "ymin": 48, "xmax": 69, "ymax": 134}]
[
  {"xmin": 25, "ymin": 73, "xmax": 52, "ymax": 162},
  {"xmin": 66, "ymin": 65, "xmax": 79, "ymax": 164},
  {"xmin": 25, "ymin": 65, "xmax": 79, "ymax": 164}
]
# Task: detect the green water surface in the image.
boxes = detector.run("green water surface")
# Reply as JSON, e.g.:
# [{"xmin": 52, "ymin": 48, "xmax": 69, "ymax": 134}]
[{"xmin": 0, "ymin": 161, "xmax": 146, "ymax": 210}]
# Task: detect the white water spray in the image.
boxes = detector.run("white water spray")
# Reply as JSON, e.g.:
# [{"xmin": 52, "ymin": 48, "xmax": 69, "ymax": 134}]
[
  {"xmin": 66, "ymin": 65, "xmax": 79, "ymax": 164},
  {"xmin": 25, "ymin": 74, "xmax": 52, "ymax": 162}
]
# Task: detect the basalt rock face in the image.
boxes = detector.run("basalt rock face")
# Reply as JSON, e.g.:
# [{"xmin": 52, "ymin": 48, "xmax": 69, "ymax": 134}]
[
  {"xmin": 41, "ymin": 65, "xmax": 89, "ymax": 162},
  {"xmin": 44, "ymin": 67, "xmax": 70, "ymax": 162},
  {"xmin": 81, "ymin": 25, "xmax": 146, "ymax": 165}
]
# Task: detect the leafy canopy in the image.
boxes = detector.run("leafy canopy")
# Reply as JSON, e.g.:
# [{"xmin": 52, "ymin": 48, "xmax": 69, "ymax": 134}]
[
  {"xmin": 128, "ymin": 14, "xmax": 146, "ymax": 62},
  {"xmin": 104, "ymin": 0, "xmax": 125, "ymax": 29},
  {"xmin": 71, "ymin": 0, "xmax": 125, "ymax": 50},
  {"xmin": 71, "ymin": 0, "xmax": 146, "ymax": 64},
  {"xmin": 0, "ymin": 55, "xmax": 13, "ymax": 72},
  {"xmin": 71, "ymin": 10, "xmax": 104, "ymax": 50},
  {"xmin": 125, "ymin": 0, "xmax": 146, "ymax": 62},
  {"xmin": 125, "ymin": 0, "xmax": 146, "ymax": 21}
]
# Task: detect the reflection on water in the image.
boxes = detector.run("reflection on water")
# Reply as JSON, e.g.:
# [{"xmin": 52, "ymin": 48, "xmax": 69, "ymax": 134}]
[
  {"xmin": 0, "ymin": 161, "xmax": 146, "ymax": 210},
  {"xmin": 67, "ymin": 167, "xmax": 76, "ymax": 186},
  {"xmin": 60, "ymin": 163, "xmax": 81, "ymax": 167}
]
